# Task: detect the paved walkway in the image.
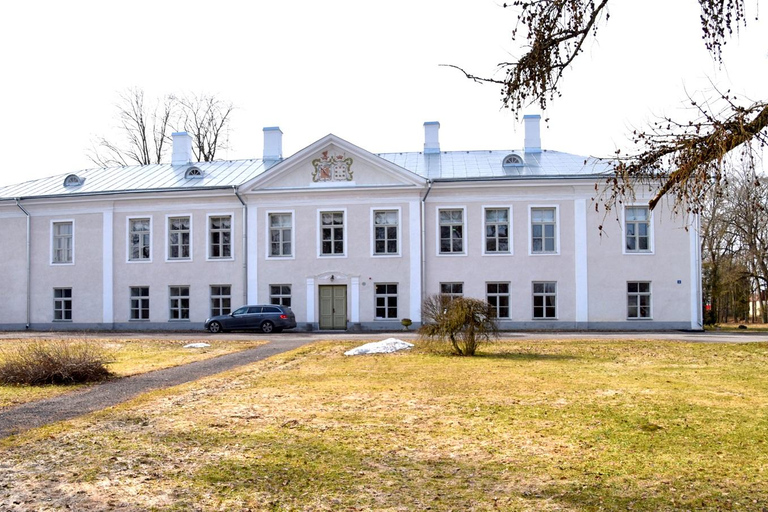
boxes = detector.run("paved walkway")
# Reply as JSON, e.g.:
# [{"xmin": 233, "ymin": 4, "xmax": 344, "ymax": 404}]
[{"xmin": 0, "ymin": 337, "xmax": 313, "ymax": 439}]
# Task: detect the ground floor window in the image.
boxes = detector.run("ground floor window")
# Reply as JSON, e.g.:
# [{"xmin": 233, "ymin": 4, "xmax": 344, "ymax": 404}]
[
  {"xmin": 130, "ymin": 287, "xmax": 150, "ymax": 320},
  {"xmin": 533, "ymin": 282, "xmax": 556, "ymax": 319},
  {"xmin": 53, "ymin": 288, "xmax": 72, "ymax": 321},
  {"xmin": 627, "ymin": 281, "xmax": 652, "ymax": 319},
  {"xmin": 270, "ymin": 285, "xmax": 292, "ymax": 307},
  {"xmin": 210, "ymin": 285, "xmax": 231, "ymax": 317},
  {"xmin": 440, "ymin": 282, "xmax": 464, "ymax": 300},
  {"xmin": 375, "ymin": 283, "xmax": 398, "ymax": 319},
  {"xmin": 487, "ymin": 282, "xmax": 510, "ymax": 318},
  {"xmin": 169, "ymin": 286, "xmax": 190, "ymax": 320}
]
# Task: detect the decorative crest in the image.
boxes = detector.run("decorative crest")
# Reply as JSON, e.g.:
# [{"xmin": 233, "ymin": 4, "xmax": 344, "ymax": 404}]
[{"xmin": 312, "ymin": 151, "xmax": 354, "ymax": 182}]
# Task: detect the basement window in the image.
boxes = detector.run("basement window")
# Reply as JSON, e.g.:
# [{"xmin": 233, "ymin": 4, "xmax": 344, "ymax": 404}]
[{"xmin": 63, "ymin": 174, "xmax": 84, "ymax": 187}]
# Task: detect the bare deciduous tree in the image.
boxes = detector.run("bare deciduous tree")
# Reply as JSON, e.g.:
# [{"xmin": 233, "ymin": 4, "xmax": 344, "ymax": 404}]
[
  {"xmin": 90, "ymin": 88, "xmax": 234, "ymax": 167},
  {"xmin": 448, "ymin": 0, "xmax": 766, "ymax": 214}
]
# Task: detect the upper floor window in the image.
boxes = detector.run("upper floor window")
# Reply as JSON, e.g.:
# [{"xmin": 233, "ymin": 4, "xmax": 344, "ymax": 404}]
[
  {"xmin": 269, "ymin": 213, "xmax": 293, "ymax": 257},
  {"xmin": 439, "ymin": 208, "xmax": 464, "ymax": 254},
  {"xmin": 531, "ymin": 207, "xmax": 557, "ymax": 254},
  {"xmin": 52, "ymin": 221, "xmax": 73, "ymax": 264},
  {"xmin": 625, "ymin": 206, "xmax": 651, "ymax": 252},
  {"xmin": 209, "ymin": 215, "xmax": 232, "ymax": 259},
  {"xmin": 374, "ymin": 210, "xmax": 399, "ymax": 255},
  {"xmin": 168, "ymin": 216, "xmax": 191, "ymax": 260},
  {"xmin": 129, "ymin": 218, "xmax": 151, "ymax": 261},
  {"xmin": 485, "ymin": 208, "xmax": 510, "ymax": 254},
  {"xmin": 320, "ymin": 211, "xmax": 345, "ymax": 256}
]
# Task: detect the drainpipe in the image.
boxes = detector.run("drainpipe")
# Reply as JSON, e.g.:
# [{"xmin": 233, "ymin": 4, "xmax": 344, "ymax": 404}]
[
  {"xmin": 233, "ymin": 187, "xmax": 248, "ymax": 305},
  {"xmin": 15, "ymin": 199, "xmax": 31, "ymax": 329},
  {"xmin": 420, "ymin": 180, "xmax": 433, "ymax": 305}
]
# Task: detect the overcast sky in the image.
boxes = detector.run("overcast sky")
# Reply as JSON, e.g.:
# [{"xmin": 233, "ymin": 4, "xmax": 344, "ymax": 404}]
[{"xmin": 0, "ymin": 0, "xmax": 765, "ymax": 187}]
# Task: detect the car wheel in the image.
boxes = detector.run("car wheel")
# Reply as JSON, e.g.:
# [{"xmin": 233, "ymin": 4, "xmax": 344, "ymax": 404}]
[
  {"xmin": 261, "ymin": 321, "xmax": 275, "ymax": 333},
  {"xmin": 208, "ymin": 321, "xmax": 223, "ymax": 333}
]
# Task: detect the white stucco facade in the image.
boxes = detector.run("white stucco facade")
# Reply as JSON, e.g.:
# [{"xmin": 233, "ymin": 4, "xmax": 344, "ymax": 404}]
[{"xmin": 0, "ymin": 120, "xmax": 703, "ymax": 331}]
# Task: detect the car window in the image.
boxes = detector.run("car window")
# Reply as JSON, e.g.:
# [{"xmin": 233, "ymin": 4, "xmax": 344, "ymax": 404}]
[
  {"xmin": 262, "ymin": 306, "xmax": 281, "ymax": 314},
  {"xmin": 247, "ymin": 306, "xmax": 263, "ymax": 314},
  {"xmin": 232, "ymin": 306, "xmax": 248, "ymax": 315}
]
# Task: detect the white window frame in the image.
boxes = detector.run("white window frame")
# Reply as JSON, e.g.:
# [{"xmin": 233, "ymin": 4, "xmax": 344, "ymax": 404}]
[
  {"xmin": 623, "ymin": 205, "xmax": 654, "ymax": 255},
  {"xmin": 266, "ymin": 210, "xmax": 295, "ymax": 260},
  {"xmin": 439, "ymin": 282, "xmax": 464, "ymax": 299},
  {"xmin": 374, "ymin": 283, "xmax": 399, "ymax": 320},
  {"xmin": 317, "ymin": 208, "xmax": 348, "ymax": 258},
  {"xmin": 532, "ymin": 281, "xmax": 558, "ymax": 320},
  {"xmin": 126, "ymin": 216, "xmax": 152, "ymax": 263},
  {"xmin": 206, "ymin": 213, "xmax": 234, "ymax": 261},
  {"xmin": 528, "ymin": 205, "xmax": 560, "ymax": 255},
  {"xmin": 210, "ymin": 285, "xmax": 232, "ymax": 317},
  {"xmin": 169, "ymin": 285, "xmax": 190, "ymax": 321},
  {"xmin": 51, "ymin": 219, "xmax": 75, "ymax": 265},
  {"xmin": 436, "ymin": 206, "xmax": 467, "ymax": 256},
  {"xmin": 129, "ymin": 286, "xmax": 150, "ymax": 321},
  {"xmin": 627, "ymin": 281, "xmax": 653, "ymax": 319},
  {"xmin": 370, "ymin": 207, "xmax": 402, "ymax": 257},
  {"xmin": 486, "ymin": 282, "xmax": 511, "ymax": 319},
  {"xmin": 270, "ymin": 284, "xmax": 292, "ymax": 307},
  {"xmin": 53, "ymin": 287, "xmax": 73, "ymax": 321},
  {"xmin": 482, "ymin": 206, "xmax": 513, "ymax": 256},
  {"xmin": 165, "ymin": 214, "xmax": 193, "ymax": 262}
]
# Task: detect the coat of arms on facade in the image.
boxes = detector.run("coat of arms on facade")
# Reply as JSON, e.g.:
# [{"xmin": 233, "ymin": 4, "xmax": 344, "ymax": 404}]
[{"xmin": 312, "ymin": 151, "xmax": 354, "ymax": 182}]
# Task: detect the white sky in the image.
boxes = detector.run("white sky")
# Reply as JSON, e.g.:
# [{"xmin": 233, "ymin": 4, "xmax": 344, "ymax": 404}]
[{"xmin": 0, "ymin": 0, "xmax": 765, "ymax": 188}]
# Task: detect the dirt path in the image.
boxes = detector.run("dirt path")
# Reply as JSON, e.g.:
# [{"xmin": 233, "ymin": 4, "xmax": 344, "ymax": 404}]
[{"xmin": 0, "ymin": 337, "xmax": 313, "ymax": 438}]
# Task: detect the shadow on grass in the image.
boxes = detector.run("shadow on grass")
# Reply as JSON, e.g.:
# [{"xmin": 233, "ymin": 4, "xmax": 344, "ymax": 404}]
[{"xmin": 474, "ymin": 352, "xmax": 579, "ymax": 361}]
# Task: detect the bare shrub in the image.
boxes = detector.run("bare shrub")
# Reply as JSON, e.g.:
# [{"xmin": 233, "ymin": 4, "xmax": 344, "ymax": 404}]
[
  {"xmin": 0, "ymin": 340, "xmax": 114, "ymax": 385},
  {"xmin": 419, "ymin": 295, "xmax": 499, "ymax": 356}
]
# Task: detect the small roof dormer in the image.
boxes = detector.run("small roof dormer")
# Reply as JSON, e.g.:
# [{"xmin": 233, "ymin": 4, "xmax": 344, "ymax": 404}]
[
  {"xmin": 184, "ymin": 166, "xmax": 203, "ymax": 179},
  {"xmin": 63, "ymin": 174, "xmax": 85, "ymax": 187},
  {"xmin": 502, "ymin": 153, "xmax": 524, "ymax": 168}
]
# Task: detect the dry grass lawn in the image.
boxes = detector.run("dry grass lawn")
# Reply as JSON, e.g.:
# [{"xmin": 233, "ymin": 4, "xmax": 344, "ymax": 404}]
[
  {"xmin": 0, "ymin": 337, "xmax": 266, "ymax": 409},
  {"xmin": 1, "ymin": 338, "xmax": 767, "ymax": 511}
]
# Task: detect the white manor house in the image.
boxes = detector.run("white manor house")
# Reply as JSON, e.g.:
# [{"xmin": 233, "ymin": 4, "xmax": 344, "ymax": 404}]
[{"xmin": 0, "ymin": 116, "xmax": 703, "ymax": 331}]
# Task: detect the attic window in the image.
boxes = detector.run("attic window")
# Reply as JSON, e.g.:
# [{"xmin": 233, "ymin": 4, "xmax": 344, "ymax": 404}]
[
  {"xmin": 502, "ymin": 154, "xmax": 524, "ymax": 167},
  {"xmin": 185, "ymin": 166, "xmax": 203, "ymax": 179},
  {"xmin": 63, "ymin": 174, "xmax": 84, "ymax": 187}
]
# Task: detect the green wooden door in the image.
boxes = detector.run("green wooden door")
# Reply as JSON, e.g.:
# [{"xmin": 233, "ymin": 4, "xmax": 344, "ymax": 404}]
[{"xmin": 319, "ymin": 285, "xmax": 347, "ymax": 330}]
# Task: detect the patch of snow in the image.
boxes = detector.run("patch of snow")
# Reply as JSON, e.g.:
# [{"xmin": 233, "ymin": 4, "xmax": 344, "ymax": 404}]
[
  {"xmin": 344, "ymin": 338, "xmax": 414, "ymax": 356},
  {"xmin": 183, "ymin": 342, "xmax": 211, "ymax": 348}
]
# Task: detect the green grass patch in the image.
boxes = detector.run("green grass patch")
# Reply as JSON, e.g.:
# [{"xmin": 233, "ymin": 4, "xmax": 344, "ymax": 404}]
[{"xmin": 1, "ymin": 338, "xmax": 767, "ymax": 510}]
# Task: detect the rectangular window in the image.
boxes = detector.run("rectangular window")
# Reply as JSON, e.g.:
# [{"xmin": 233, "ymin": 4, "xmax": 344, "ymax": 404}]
[
  {"xmin": 168, "ymin": 216, "xmax": 191, "ymax": 259},
  {"xmin": 439, "ymin": 209, "xmax": 464, "ymax": 254},
  {"xmin": 374, "ymin": 210, "xmax": 399, "ymax": 255},
  {"xmin": 487, "ymin": 282, "xmax": 510, "ymax": 318},
  {"xmin": 129, "ymin": 218, "xmax": 151, "ymax": 261},
  {"xmin": 269, "ymin": 213, "xmax": 293, "ymax": 257},
  {"xmin": 209, "ymin": 216, "xmax": 232, "ymax": 259},
  {"xmin": 485, "ymin": 208, "xmax": 510, "ymax": 253},
  {"xmin": 53, "ymin": 288, "xmax": 72, "ymax": 321},
  {"xmin": 625, "ymin": 207, "xmax": 651, "ymax": 252},
  {"xmin": 375, "ymin": 283, "xmax": 398, "ymax": 319},
  {"xmin": 320, "ymin": 211, "xmax": 344, "ymax": 255},
  {"xmin": 533, "ymin": 282, "xmax": 557, "ymax": 319},
  {"xmin": 270, "ymin": 285, "xmax": 292, "ymax": 307},
  {"xmin": 531, "ymin": 208, "xmax": 556, "ymax": 253},
  {"xmin": 169, "ymin": 286, "xmax": 190, "ymax": 320},
  {"xmin": 210, "ymin": 285, "xmax": 231, "ymax": 317},
  {"xmin": 52, "ymin": 221, "xmax": 73, "ymax": 264},
  {"xmin": 440, "ymin": 282, "xmax": 464, "ymax": 299},
  {"xmin": 130, "ymin": 287, "xmax": 150, "ymax": 321},
  {"xmin": 627, "ymin": 282, "xmax": 652, "ymax": 319}
]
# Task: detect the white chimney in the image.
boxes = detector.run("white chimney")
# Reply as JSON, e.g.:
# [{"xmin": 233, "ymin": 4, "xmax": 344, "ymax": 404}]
[
  {"xmin": 524, "ymin": 114, "xmax": 541, "ymax": 153},
  {"xmin": 424, "ymin": 121, "xmax": 440, "ymax": 154},
  {"xmin": 171, "ymin": 132, "xmax": 193, "ymax": 165},
  {"xmin": 263, "ymin": 126, "xmax": 283, "ymax": 165}
]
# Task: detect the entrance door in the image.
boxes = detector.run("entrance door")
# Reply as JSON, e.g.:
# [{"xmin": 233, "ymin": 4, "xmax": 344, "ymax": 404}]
[{"xmin": 319, "ymin": 285, "xmax": 347, "ymax": 330}]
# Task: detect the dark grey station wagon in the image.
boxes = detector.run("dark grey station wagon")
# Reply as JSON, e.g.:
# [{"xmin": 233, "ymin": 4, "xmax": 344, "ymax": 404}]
[{"xmin": 204, "ymin": 305, "xmax": 297, "ymax": 333}]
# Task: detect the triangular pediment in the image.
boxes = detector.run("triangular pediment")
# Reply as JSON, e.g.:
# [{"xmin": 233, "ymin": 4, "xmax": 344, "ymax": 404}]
[{"xmin": 241, "ymin": 134, "xmax": 426, "ymax": 193}]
